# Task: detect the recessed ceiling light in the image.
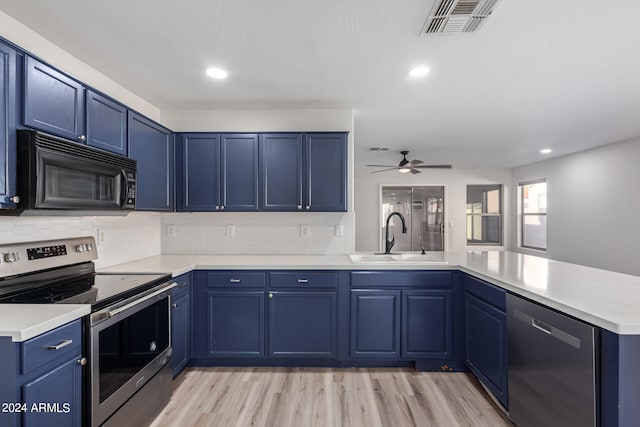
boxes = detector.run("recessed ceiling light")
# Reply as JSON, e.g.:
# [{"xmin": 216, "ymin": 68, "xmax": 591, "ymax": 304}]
[
  {"xmin": 408, "ymin": 67, "xmax": 430, "ymax": 78},
  {"xmin": 206, "ymin": 68, "xmax": 228, "ymax": 79},
  {"xmin": 540, "ymin": 148, "xmax": 552, "ymax": 154}
]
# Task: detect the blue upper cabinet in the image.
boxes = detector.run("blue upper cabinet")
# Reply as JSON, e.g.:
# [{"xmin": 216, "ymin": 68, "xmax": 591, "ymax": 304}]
[
  {"xmin": 260, "ymin": 133, "xmax": 303, "ymax": 211},
  {"xmin": 86, "ymin": 90, "xmax": 127, "ymax": 156},
  {"xmin": 177, "ymin": 133, "xmax": 258, "ymax": 212},
  {"xmin": 304, "ymin": 133, "xmax": 347, "ymax": 212},
  {"xmin": 23, "ymin": 55, "xmax": 86, "ymax": 142},
  {"xmin": 0, "ymin": 41, "xmax": 18, "ymax": 209},
  {"xmin": 259, "ymin": 132, "xmax": 347, "ymax": 212},
  {"xmin": 128, "ymin": 111, "xmax": 174, "ymax": 211},
  {"xmin": 177, "ymin": 133, "xmax": 220, "ymax": 211},
  {"xmin": 220, "ymin": 134, "xmax": 259, "ymax": 211}
]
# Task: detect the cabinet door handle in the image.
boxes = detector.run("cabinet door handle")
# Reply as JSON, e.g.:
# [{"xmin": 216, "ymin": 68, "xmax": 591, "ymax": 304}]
[
  {"xmin": 305, "ymin": 205, "xmax": 310, "ymax": 210},
  {"xmin": 215, "ymin": 206, "xmax": 220, "ymax": 210},
  {"xmin": 297, "ymin": 279, "xmax": 309, "ymax": 283},
  {"xmin": 9, "ymin": 195, "xmax": 20, "ymax": 204},
  {"xmin": 171, "ymin": 303, "xmax": 178, "ymax": 308},
  {"xmin": 78, "ymin": 135, "xmax": 86, "ymax": 142},
  {"xmin": 220, "ymin": 205, "xmax": 225, "ymax": 210},
  {"xmin": 47, "ymin": 340, "xmax": 72, "ymax": 350},
  {"xmin": 229, "ymin": 279, "xmax": 241, "ymax": 283},
  {"xmin": 77, "ymin": 357, "xmax": 87, "ymax": 366},
  {"xmin": 268, "ymin": 293, "xmax": 273, "ymax": 298},
  {"xmin": 297, "ymin": 205, "xmax": 302, "ymax": 210}
]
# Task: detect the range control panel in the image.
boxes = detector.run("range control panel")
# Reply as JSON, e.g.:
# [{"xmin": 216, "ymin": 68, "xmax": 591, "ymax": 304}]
[{"xmin": 0, "ymin": 236, "xmax": 98, "ymax": 278}]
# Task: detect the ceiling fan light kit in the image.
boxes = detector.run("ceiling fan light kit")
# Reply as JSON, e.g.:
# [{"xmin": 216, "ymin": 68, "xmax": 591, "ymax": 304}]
[{"xmin": 366, "ymin": 150, "xmax": 452, "ymax": 174}]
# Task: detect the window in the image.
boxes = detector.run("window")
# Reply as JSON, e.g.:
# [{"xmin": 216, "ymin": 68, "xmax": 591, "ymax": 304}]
[
  {"xmin": 381, "ymin": 186, "xmax": 445, "ymax": 251},
  {"xmin": 466, "ymin": 184, "xmax": 503, "ymax": 245},
  {"xmin": 519, "ymin": 180, "xmax": 547, "ymax": 250}
]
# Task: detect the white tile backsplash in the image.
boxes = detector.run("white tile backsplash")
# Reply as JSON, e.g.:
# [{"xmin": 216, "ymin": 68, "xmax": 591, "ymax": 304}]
[
  {"xmin": 161, "ymin": 212, "xmax": 355, "ymax": 255},
  {"xmin": 0, "ymin": 213, "xmax": 161, "ymax": 268}
]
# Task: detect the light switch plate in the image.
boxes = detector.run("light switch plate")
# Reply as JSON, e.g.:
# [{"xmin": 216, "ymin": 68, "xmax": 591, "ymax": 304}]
[
  {"xmin": 226, "ymin": 224, "xmax": 235, "ymax": 237},
  {"xmin": 335, "ymin": 224, "xmax": 344, "ymax": 237},
  {"xmin": 167, "ymin": 224, "xmax": 176, "ymax": 237}
]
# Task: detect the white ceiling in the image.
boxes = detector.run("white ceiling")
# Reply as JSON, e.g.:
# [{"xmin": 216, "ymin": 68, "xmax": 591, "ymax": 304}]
[{"xmin": 1, "ymin": 0, "xmax": 639, "ymax": 167}]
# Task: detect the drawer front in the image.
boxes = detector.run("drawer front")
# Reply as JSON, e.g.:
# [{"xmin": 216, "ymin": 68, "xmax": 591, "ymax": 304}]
[
  {"xmin": 172, "ymin": 273, "xmax": 191, "ymax": 299},
  {"xmin": 21, "ymin": 319, "xmax": 82, "ymax": 375},
  {"xmin": 462, "ymin": 274, "xmax": 506, "ymax": 311},
  {"xmin": 270, "ymin": 272, "xmax": 338, "ymax": 288},
  {"xmin": 206, "ymin": 272, "xmax": 266, "ymax": 288}
]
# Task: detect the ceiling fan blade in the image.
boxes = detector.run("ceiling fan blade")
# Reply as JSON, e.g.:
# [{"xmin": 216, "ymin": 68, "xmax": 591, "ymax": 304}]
[
  {"xmin": 366, "ymin": 164, "xmax": 396, "ymax": 167},
  {"xmin": 410, "ymin": 159, "xmax": 423, "ymax": 166},
  {"xmin": 413, "ymin": 165, "xmax": 453, "ymax": 169},
  {"xmin": 370, "ymin": 167, "xmax": 400, "ymax": 173},
  {"xmin": 409, "ymin": 168, "xmax": 421, "ymax": 175}
]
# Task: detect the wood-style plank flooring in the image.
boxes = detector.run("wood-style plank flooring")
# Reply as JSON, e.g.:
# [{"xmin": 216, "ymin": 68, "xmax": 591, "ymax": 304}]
[{"xmin": 151, "ymin": 368, "xmax": 512, "ymax": 427}]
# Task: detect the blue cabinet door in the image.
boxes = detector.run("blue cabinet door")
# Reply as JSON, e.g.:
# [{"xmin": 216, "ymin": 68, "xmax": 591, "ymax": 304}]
[
  {"xmin": 171, "ymin": 285, "xmax": 191, "ymax": 377},
  {"xmin": 268, "ymin": 291, "xmax": 336, "ymax": 357},
  {"xmin": 259, "ymin": 133, "xmax": 303, "ymax": 211},
  {"xmin": 220, "ymin": 134, "xmax": 258, "ymax": 211},
  {"xmin": 0, "ymin": 41, "xmax": 18, "ymax": 209},
  {"xmin": 177, "ymin": 133, "xmax": 220, "ymax": 211},
  {"xmin": 464, "ymin": 292, "xmax": 508, "ymax": 407},
  {"xmin": 350, "ymin": 290, "xmax": 401, "ymax": 358},
  {"xmin": 402, "ymin": 290, "xmax": 453, "ymax": 359},
  {"xmin": 86, "ymin": 90, "xmax": 127, "ymax": 155},
  {"xmin": 24, "ymin": 56, "xmax": 86, "ymax": 142},
  {"xmin": 304, "ymin": 133, "xmax": 347, "ymax": 212},
  {"xmin": 22, "ymin": 356, "xmax": 82, "ymax": 427},
  {"xmin": 128, "ymin": 111, "xmax": 174, "ymax": 211},
  {"xmin": 206, "ymin": 291, "xmax": 265, "ymax": 357}
]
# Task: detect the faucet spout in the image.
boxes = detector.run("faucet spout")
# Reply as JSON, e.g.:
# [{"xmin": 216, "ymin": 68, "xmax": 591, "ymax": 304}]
[{"xmin": 384, "ymin": 212, "xmax": 408, "ymax": 254}]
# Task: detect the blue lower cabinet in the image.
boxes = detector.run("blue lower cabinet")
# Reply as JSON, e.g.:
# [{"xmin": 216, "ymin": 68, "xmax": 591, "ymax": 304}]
[
  {"xmin": 0, "ymin": 319, "xmax": 84, "ymax": 427},
  {"xmin": 350, "ymin": 290, "xmax": 401, "ymax": 358},
  {"xmin": 268, "ymin": 291, "xmax": 336, "ymax": 357},
  {"xmin": 22, "ymin": 357, "xmax": 82, "ymax": 427},
  {"xmin": 206, "ymin": 291, "xmax": 265, "ymax": 357},
  {"xmin": 402, "ymin": 290, "xmax": 453, "ymax": 359},
  {"xmin": 462, "ymin": 274, "xmax": 507, "ymax": 407},
  {"xmin": 171, "ymin": 275, "xmax": 191, "ymax": 377}
]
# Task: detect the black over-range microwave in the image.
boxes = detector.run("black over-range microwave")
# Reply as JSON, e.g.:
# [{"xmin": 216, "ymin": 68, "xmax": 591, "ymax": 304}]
[{"xmin": 15, "ymin": 130, "xmax": 136, "ymax": 211}]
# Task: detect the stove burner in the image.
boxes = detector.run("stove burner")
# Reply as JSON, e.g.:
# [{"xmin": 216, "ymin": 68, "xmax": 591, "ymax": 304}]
[
  {"xmin": 50, "ymin": 279, "xmax": 93, "ymax": 293},
  {"xmin": 10, "ymin": 291, "xmax": 55, "ymax": 303}
]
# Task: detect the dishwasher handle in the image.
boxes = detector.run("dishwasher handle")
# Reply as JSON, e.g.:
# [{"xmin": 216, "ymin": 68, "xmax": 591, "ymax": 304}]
[
  {"xmin": 531, "ymin": 318, "xmax": 552, "ymax": 335},
  {"xmin": 512, "ymin": 308, "xmax": 582, "ymax": 349}
]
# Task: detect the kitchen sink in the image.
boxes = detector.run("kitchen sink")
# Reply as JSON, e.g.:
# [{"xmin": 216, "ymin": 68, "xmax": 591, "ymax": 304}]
[{"xmin": 348, "ymin": 253, "xmax": 448, "ymax": 264}]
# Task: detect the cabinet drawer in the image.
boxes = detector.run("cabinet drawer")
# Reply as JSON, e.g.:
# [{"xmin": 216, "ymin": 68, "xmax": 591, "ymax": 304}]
[
  {"xmin": 172, "ymin": 274, "xmax": 191, "ymax": 298},
  {"xmin": 270, "ymin": 272, "xmax": 337, "ymax": 288},
  {"xmin": 206, "ymin": 272, "xmax": 266, "ymax": 288},
  {"xmin": 462, "ymin": 274, "xmax": 505, "ymax": 311},
  {"xmin": 21, "ymin": 320, "xmax": 82, "ymax": 375}
]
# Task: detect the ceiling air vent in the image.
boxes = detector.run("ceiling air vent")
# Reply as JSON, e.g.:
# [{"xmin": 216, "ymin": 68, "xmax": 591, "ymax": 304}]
[{"xmin": 421, "ymin": 0, "xmax": 502, "ymax": 34}]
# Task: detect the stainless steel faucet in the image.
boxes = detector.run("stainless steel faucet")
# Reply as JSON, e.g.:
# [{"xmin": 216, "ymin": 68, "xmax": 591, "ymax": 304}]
[{"xmin": 384, "ymin": 211, "xmax": 407, "ymax": 254}]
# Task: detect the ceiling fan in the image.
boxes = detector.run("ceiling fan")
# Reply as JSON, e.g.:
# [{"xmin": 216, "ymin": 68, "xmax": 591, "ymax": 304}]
[{"xmin": 367, "ymin": 151, "xmax": 452, "ymax": 174}]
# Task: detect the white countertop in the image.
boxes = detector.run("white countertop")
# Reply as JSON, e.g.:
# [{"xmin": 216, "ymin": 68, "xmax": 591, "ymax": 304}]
[
  {"xmin": 99, "ymin": 251, "xmax": 640, "ymax": 335},
  {"xmin": 0, "ymin": 304, "xmax": 90, "ymax": 342}
]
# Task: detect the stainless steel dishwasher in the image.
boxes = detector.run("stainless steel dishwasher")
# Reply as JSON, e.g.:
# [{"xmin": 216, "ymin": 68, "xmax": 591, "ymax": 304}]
[{"xmin": 507, "ymin": 294, "xmax": 597, "ymax": 427}]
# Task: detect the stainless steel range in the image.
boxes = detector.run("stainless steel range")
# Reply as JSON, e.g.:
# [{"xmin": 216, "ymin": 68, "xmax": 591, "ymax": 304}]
[{"xmin": 0, "ymin": 237, "xmax": 175, "ymax": 426}]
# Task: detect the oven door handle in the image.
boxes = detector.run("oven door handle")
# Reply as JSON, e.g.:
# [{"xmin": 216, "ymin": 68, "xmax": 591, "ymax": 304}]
[{"xmin": 107, "ymin": 283, "xmax": 176, "ymax": 318}]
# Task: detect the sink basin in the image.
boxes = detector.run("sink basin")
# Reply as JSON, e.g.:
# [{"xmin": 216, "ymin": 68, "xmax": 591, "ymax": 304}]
[
  {"xmin": 348, "ymin": 254, "xmax": 396, "ymax": 263},
  {"xmin": 348, "ymin": 253, "xmax": 448, "ymax": 264}
]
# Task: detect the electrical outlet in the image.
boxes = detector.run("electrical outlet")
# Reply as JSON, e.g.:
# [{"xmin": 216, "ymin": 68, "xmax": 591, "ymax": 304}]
[
  {"xmin": 226, "ymin": 224, "xmax": 235, "ymax": 237},
  {"xmin": 300, "ymin": 224, "xmax": 311, "ymax": 238},
  {"xmin": 97, "ymin": 229, "xmax": 105, "ymax": 245},
  {"xmin": 167, "ymin": 224, "xmax": 176, "ymax": 237},
  {"xmin": 335, "ymin": 224, "xmax": 344, "ymax": 237}
]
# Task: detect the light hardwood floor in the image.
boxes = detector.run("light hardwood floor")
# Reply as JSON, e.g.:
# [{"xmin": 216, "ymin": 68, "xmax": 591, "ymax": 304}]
[{"xmin": 151, "ymin": 368, "xmax": 512, "ymax": 427}]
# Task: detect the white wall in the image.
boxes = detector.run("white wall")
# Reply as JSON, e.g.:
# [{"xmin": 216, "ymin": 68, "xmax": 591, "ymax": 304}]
[
  {"xmin": 0, "ymin": 10, "xmax": 160, "ymax": 121},
  {"xmin": 0, "ymin": 213, "xmax": 161, "ymax": 269},
  {"xmin": 510, "ymin": 137, "xmax": 640, "ymax": 276},
  {"xmin": 354, "ymin": 156, "xmax": 512, "ymax": 252}
]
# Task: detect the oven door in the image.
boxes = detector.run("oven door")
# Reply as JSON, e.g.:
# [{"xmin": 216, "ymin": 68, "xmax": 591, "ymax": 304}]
[{"xmin": 90, "ymin": 285, "xmax": 173, "ymax": 427}]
